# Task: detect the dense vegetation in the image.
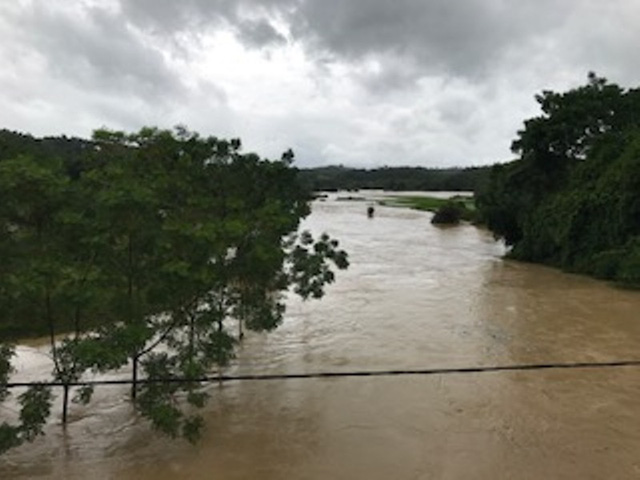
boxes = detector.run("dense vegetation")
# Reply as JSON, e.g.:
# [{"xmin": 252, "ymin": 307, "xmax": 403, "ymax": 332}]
[
  {"xmin": 298, "ymin": 165, "xmax": 490, "ymax": 192},
  {"xmin": 0, "ymin": 127, "xmax": 348, "ymax": 453},
  {"xmin": 382, "ymin": 195, "xmax": 476, "ymax": 224},
  {"xmin": 477, "ymin": 74, "xmax": 640, "ymax": 285}
]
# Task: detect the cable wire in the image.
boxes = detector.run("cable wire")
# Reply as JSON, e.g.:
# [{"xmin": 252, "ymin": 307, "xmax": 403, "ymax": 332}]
[{"xmin": 4, "ymin": 359, "xmax": 640, "ymax": 389}]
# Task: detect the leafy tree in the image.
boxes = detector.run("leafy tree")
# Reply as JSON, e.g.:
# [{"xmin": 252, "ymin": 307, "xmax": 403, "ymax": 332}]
[
  {"xmin": 0, "ymin": 154, "xmax": 99, "ymax": 423},
  {"xmin": 111, "ymin": 128, "xmax": 348, "ymax": 440},
  {"xmin": 0, "ymin": 126, "xmax": 349, "ymax": 452},
  {"xmin": 477, "ymin": 74, "xmax": 640, "ymax": 284},
  {"xmin": 0, "ymin": 344, "xmax": 53, "ymax": 454}
]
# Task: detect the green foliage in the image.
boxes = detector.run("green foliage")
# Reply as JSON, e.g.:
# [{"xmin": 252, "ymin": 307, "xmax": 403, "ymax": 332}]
[
  {"xmin": 0, "ymin": 348, "xmax": 53, "ymax": 455},
  {"xmin": 0, "ymin": 126, "xmax": 349, "ymax": 452},
  {"xmin": 18, "ymin": 385, "xmax": 53, "ymax": 442},
  {"xmin": 616, "ymin": 238, "xmax": 640, "ymax": 286},
  {"xmin": 0, "ymin": 344, "xmax": 12, "ymax": 403},
  {"xmin": 289, "ymin": 232, "xmax": 349, "ymax": 300},
  {"xmin": 477, "ymin": 74, "xmax": 640, "ymax": 284},
  {"xmin": 0, "ymin": 424, "xmax": 20, "ymax": 454},
  {"xmin": 431, "ymin": 204, "xmax": 463, "ymax": 225},
  {"xmin": 0, "ymin": 345, "xmax": 19, "ymax": 454},
  {"xmin": 135, "ymin": 352, "xmax": 191, "ymax": 439},
  {"xmin": 384, "ymin": 195, "xmax": 476, "ymax": 224}
]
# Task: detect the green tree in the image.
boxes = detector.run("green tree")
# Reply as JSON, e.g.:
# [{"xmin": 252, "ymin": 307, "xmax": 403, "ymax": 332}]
[
  {"xmin": 477, "ymin": 74, "xmax": 640, "ymax": 284},
  {"xmin": 67, "ymin": 127, "xmax": 348, "ymax": 441},
  {"xmin": 1, "ymin": 345, "xmax": 53, "ymax": 454},
  {"xmin": 0, "ymin": 154, "xmax": 99, "ymax": 424},
  {"xmin": 0, "ymin": 126, "xmax": 349, "ymax": 452}
]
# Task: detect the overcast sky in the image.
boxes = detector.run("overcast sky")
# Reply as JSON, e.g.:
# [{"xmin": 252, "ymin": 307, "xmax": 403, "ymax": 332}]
[{"xmin": 1, "ymin": 0, "xmax": 639, "ymax": 168}]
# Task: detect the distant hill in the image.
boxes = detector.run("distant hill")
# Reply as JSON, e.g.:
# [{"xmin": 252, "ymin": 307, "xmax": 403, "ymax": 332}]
[{"xmin": 297, "ymin": 165, "xmax": 491, "ymax": 192}]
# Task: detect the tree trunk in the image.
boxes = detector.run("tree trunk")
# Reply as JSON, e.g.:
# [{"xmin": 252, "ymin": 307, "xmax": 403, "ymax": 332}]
[
  {"xmin": 131, "ymin": 355, "xmax": 138, "ymax": 400},
  {"xmin": 62, "ymin": 384, "xmax": 69, "ymax": 425}
]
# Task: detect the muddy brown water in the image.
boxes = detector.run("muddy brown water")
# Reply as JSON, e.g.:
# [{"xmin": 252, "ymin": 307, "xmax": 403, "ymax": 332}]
[{"xmin": 3, "ymin": 192, "xmax": 640, "ymax": 479}]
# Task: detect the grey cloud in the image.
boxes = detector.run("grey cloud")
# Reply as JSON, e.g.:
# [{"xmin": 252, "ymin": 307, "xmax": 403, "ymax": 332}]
[
  {"xmin": 118, "ymin": 0, "xmax": 236, "ymax": 33},
  {"xmin": 556, "ymin": 1, "xmax": 640, "ymax": 87},
  {"xmin": 0, "ymin": 1, "xmax": 232, "ymax": 138},
  {"xmin": 352, "ymin": 54, "xmax": 423, "ymax": 94},
  {"xmin": 112, "ymin": 0, "xmax": 640, "ymax": 93},
  {"xmin": 121, "ymin": 0, "xmax": 519, "ymax": 77},
  {"xmin": 7, "ymin": 3, "xmax": 186, "ymax": 102},
  {"xmin": 438, "ymin": 97, "xmax": 478, "ymax": 126},
  {"xmin": 119, "ymin": 0, "xmax": 291, "ymax": 46},
  {"xmin": 280, "ymin": 0, "xmax": 640, "ymax": 98},
  {"xmin": 115, "ymin": 0, "xmax": 597, "ymax": 89},
  {"xmin": 288, "ymin": 0, "xmax": 575, "ymax": 80},
  {"xmin": 235, "ymin": 19, "xmax": 286, "ymax": 48}
]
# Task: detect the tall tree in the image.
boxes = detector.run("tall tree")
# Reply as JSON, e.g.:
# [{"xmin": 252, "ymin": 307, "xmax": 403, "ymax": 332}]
[
  {"xmin": 65, "ymin": 127, "xmax": 348, "ymax": 441},
  {"xmin": 0, "ymin": 154, "xmax": 94, "ymax": 423},
  {"xmin": 477, "ymin": 74, "xmax": 640, "ymax": 283},
  {"xmin": 0, "ymin": 126, "xmax": 349, "ymax": 451}
]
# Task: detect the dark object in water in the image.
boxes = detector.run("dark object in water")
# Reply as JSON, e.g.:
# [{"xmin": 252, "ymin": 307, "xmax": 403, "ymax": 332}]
[{"xmin": 367, "ymin": 206, "xmax": 375, "ymax": 218}]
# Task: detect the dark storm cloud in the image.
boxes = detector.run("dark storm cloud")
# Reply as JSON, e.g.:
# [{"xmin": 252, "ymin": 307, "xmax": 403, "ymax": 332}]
[
  {"xmin": 286, "ymin": 0, "xmax": 600, "ymax": 90},
  {"xmin": 10, "ymin": 4, "xmax": 185, "ymax": 101},
  {"xmin": 114, "ymin": 0, "xmax": 640, "ymax": 93},
  {"xmin": 0, "ymin": 1, "xmax": 230, "ymax": 138},
  {"xmin": 291, "ymin": 1, "xmax": 514, "ymax": 75},
  {"xmin": 29, "ymin": 4, "xmax": 182, "ymax": 101},
  {"xmin": 300, "ymin": 0, "xmax": 640, "ymax": 87},
  {"xmin": 119, "ymin": 0, "xmax": 290, "ymax": 47},
  {"xmin": 113, "ymin": 0, "xmax": 586, "ymax": 87}
]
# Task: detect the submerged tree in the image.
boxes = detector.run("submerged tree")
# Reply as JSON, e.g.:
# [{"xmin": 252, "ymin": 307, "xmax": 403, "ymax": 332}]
[
  {"xmin": 0, "ymin": 153, "xmax": 99, "ymax": 425},
  {"xmin": 0, "ymin": 126, "xmax": 349, "ymax": 450},
  {"xmin": 0, "ymin": 344, "xmax": 53, "ymax": 454}
]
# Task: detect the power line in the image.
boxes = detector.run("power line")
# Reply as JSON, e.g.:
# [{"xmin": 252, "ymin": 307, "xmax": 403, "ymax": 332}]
[{"xmin": 4, "ymin": 359, "xmax": 640, "ymax": 389}]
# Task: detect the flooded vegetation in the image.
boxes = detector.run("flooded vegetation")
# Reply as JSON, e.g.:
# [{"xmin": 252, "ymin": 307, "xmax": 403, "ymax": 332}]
[{"xmin": 3, "ymin": 194, "xmax": 640, "ymax": 479}]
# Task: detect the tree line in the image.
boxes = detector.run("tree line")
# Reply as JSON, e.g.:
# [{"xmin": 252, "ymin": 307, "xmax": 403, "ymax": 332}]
[
  {"xmin": 476, "ymin": 73, "xmax": 640, "ymax": 286},
  {"xmin": 298, "ymin": 165, "xmax": 490, "ymax": 192},
  {"xmin": 0, "ymin": 127, "xmax": 348, "ymax": 453}
]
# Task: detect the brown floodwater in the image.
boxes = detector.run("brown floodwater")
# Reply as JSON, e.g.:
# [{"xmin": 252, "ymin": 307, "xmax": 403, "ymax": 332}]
[{"xmin": 3, "ymin": 192, "xmax": 640, "ymax": 479}]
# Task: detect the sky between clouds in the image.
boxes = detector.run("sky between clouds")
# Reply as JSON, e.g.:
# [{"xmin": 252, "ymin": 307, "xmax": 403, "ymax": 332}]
[{"xmin": 1, "ymin": 0, "xmax": 639, "ymax": 168}]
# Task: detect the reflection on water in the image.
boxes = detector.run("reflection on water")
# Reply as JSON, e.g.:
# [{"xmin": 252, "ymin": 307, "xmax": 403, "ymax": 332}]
[{"xmin": 3, "ymin": 193, "xmax": 640, "ymax": 479}]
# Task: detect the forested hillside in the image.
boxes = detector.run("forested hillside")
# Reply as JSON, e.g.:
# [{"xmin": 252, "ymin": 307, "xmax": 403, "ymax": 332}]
[
  {"xmin": 298, "ymin": 165, "xmax": 490, "ymax": 192},
  {"xmin": 477, "ymin": 74, "xmax": 640, "ymax": 285}
]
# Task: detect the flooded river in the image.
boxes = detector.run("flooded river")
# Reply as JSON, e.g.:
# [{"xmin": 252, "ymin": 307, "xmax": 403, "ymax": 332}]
[{"xmin": 3, "ymin": 192, "xmax": 640, "ymax": 479}]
